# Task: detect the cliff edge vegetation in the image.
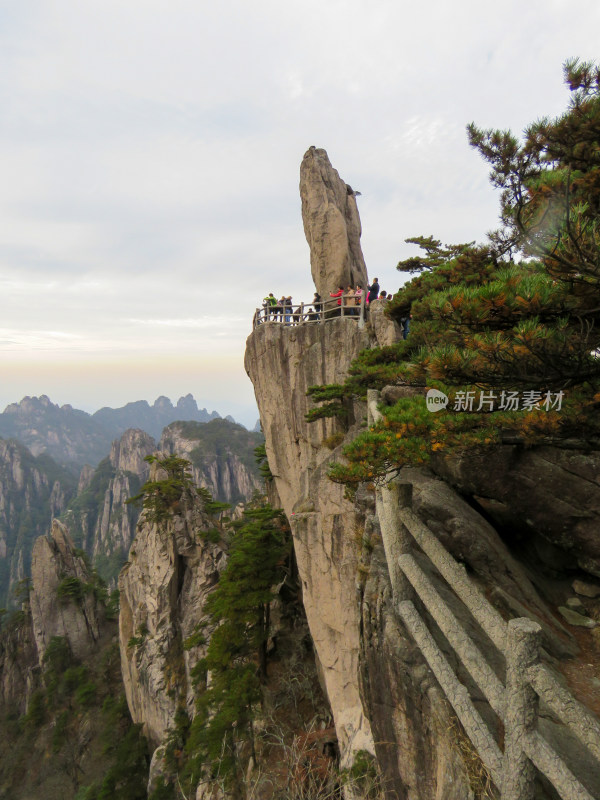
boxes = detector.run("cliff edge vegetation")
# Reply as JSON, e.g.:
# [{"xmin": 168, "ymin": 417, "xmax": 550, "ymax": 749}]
[{"xmin": 307, "ymin": 60, "xmax": 600, "ymax": 490}]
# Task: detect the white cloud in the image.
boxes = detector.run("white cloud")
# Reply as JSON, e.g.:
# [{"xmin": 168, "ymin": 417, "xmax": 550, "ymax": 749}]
[{"xmin": 0, "ymin": 0, "xmax": 599, "ymax": 418}]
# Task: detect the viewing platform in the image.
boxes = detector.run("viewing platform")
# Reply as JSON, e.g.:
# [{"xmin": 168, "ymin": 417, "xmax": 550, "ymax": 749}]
[{"xmin": 253, "ymin": 293, "xmax": 367, "ymax": 329}]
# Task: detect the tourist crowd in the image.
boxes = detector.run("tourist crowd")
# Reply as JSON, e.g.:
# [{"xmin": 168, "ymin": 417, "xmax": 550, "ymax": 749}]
[{"xmin": 257, "ymin": 279, "xmax": 409, "ymax": 337}]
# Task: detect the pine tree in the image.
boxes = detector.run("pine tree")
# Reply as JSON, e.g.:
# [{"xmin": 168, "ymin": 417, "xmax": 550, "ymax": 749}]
[
  {"xmin": 308, "ymin": 60, "xmax": 600, "ymax": 490},
  {"xmin": 182, "ymin": 501, "xmax": 291, "ymax": 794}
]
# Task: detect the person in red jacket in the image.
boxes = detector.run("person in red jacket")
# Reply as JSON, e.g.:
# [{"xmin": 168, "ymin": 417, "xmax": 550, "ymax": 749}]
[{"xmin": 329, "ymin": 286, "xmax": 344, "ymax": 317}]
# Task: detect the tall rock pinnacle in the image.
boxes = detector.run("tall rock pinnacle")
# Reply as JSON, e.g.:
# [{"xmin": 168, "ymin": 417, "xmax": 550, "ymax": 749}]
[{"xmin": 300, "ymin": 146, "xmax": 369, "ymax": 297}]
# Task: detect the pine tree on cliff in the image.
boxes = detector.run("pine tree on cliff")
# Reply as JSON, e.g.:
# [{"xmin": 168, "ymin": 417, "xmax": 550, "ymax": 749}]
[
  {"xmin": 307, "ymin": 59, "xmax": 600, "ymax": 489},
  {"xmin": 181, "ymin": 501, "xmax": 291, "ymax": 794}
]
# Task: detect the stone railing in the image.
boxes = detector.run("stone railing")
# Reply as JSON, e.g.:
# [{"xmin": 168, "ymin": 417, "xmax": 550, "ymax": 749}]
[
  {"xmin": 253, "ymin": 292, "xmax": 366, "ymax": 329},
  {"xmin": 368, "ymin": 389, "xmax": 600, "ymax": 800}
]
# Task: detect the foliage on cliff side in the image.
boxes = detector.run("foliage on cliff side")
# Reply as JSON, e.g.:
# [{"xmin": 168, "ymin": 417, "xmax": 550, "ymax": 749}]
[
  {"xmin": 0, "ymin": 624, "xmax": 149, "ymax": 800},
  {"xmin": 307, "ymin": 59, "xmax": 600, "ymax": 489},
  {"xmin": 126, "ymin": 454, "xmax": 197, "ymax": 523},
  {"xmin": 177, "ymin": 500, "xmax": 291, "ymax": 794}
]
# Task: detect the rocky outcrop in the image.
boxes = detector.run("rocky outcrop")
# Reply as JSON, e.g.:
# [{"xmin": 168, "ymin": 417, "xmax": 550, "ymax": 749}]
[
  {"xmin": 159, "ymin": 419, "xmax": 263, "ymax": 504},
  {"xmin": 29, "ymin": 519, "xmax": 102, "ymax": 662},
  {"xmin": 300, "ymin": 147, "xmax": 369, "ymax": 298},
  {"xmin": 61, "ymin": 429, "xmax": 155, "ymax": 576},
  {"xmin": 245, "ymin": 148, "xmax": 600, "ymax": 798},
  {"xmin": 91, "ymin": 429, "xmax": 155, "ymax": 561},
  {"xmin": 63, "ymin": 421, "xmax": 261, "ymax": 590},
  {"xmin": 0, "ymin": 613, "xmax": 38, "ymax": 714},
  {"xmin": 0, "ymin": 438, "xmax": 75, "ymax": 606},
  {"xmin": 368, "ymin": 298, "xmax": 403, "ymax": 345},
  {"xmin": 245, "ymin": 318, "xmax": 375, "ymax": 764},
  {"xmin": 118, "ymin": 483, "xmax": 225, "ymax": 747},
  {"xmin": 0, "ymin": 518, "xmax": 102, "ymax": 713},
  {"xmin": 430, "ymin": 445, "xmax": 600, "ymax": 578}
]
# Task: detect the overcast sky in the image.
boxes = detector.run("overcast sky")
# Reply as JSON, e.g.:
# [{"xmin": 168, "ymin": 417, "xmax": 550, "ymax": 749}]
[{"xmin": 1, "ymin": 1, "xmax": 598, "ymax": 427}]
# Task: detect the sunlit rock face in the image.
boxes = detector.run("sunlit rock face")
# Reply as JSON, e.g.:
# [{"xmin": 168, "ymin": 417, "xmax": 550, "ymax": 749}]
[
  {"xmin": 29, "ymin": 519, "xmax": 102, "ymax": 662},
  {"xmin": 159, "ymin": 420, "xmax": 263, "ymax": 504},
  {"xmin": 244, "ymin": 148, "xmax": 600, "ymax": 800},
  {"xmin": 245, "ymin": 318, "xmax": 374, "ymax": 764},
  {"xmin": 118, "ymin": 483, "xmax": 225, "ymax": 748},
  {"xmin": 300, "ymin": 146, "xmax": 369, "ymax": 298},
  {"xmin": 91, "ymin": 429, "xmax": 156, "ymax": 561}
]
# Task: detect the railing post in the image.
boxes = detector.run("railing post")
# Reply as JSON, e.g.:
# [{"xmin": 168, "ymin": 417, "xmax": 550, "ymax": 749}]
[
  {"xmin": 377, "ymin": 480, "xmax": 413, "ymax": 602},
  {"xmin": 367, "ymin": 388, "xmax": 380, "ymax": 425},
  {"xmin": 359, "ymin": 290, "xmax": 366, "ymax": 328},
  {"xmin": 501, "ymin": 618, "xmax": 541, "ymax": 800}
]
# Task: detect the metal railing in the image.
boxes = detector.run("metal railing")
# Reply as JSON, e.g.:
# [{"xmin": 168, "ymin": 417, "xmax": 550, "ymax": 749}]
[
  {"xmin": 368, "ymin": 389, "xmax": 600, "ymax": 800},
  {"xmin": 253, "ymin": 293, "xmax": 367, "ymax": 329}
]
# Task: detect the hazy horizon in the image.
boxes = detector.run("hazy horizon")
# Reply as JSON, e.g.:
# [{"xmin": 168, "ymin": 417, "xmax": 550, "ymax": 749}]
[
  {"xmin": 0, "ymin": 387, "xmax": 259, "ymax": 430},
  {"xmin": 2, "ymin": 1, "xmax": 599, "ymax": 423}
]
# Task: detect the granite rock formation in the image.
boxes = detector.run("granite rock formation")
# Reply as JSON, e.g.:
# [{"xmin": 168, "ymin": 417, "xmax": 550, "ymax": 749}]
[
  {"xmin": 2, "ymin": 516, "xmax": 104, "ymax": 710},
  {"xmin": 159, "ymin": 419, "xmax": 264, "ymax": 504},
  {"xmin": 91, "ymin": 429, "xmax": 155, "ymax": 562},
  {"xmin": 29, "ymin": 519, "xmax": 103, "ymax": 662},
  {"xmin": 300, "ymin": 146, "xmax": 369, "ymax": 298},
  {"xmin": 431, "ymin": 445, "xmax": 600, "ymax": 578},
  {"xmin": 62, "ymin": 420, "xmax": 262, "ymax": 588},
  {"xmin": 0, "ymin": 437, "xmax": 75, "ymax": 606},
  {"xmin": 118, "ymin": 476, "xmax": 225, "ymax": 747},
  {"xmin": 246, "ymin": 318, "xmax": 375, "ymax": 764},
  {"xmin": 244, "ymin": 148, "xmax": 600, "ymax": 798},
  {"xmin": 60, "ymin": 429, "xmax": 155, "ymax": 583}
]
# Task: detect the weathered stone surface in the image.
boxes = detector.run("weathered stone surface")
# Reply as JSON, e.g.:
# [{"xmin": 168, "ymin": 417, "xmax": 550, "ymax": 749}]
[
  {"xmin": 300, "ymin": 146, "xmax": 368, "ymax": 298},
  {"xmin": 558, "ymin": 606, "xmax": 597, "ymax": 628},
  {"xmin": 359, "ymin": 536, "xmax": 475, "ymax": 800},
  {"xmin": 78, "ymin": 463, "xmax": 95, "ymax": 493},
  {"xmin": 368, "ymin": 298, "xmax": 402, "ymax": 346},
  {"xmin": 89, "ymin": 429, "xmax": 155, "ymax": 561},
  {"xmin": 29, "ymin": 519, "xmax": 102, "ymax": 662},
  {"xmin": 431, "ymin": 445, "xmax": 600, "ymax": 578},
  {"xmin": 403, "ymin": 467, "xmax": 561, "ymax": 622},
  {"xmin": 0, "ymin": 612, "xmax": 38, "ymax": 713},
  {"xmin": 245, "ymin": 318, "xmax": 374, "ymax": 764},
  {"xmin": 380, "ymin": 384, "xmax": 423, "ymax": 405},
  {"xmin": 118, "ymin": 483, "xmax": 226, "ymax": 747},
  {"xmin": 159, "ymin": 421, "xmax": 263, "ymax": 504},
  {"xmin": 566, "ymin": 596, "xmax": 587, "ymax": 614},
  {"xmin": 573, "ymin": 579, "xmax": 600, "ymax": 598},
  {"xmin": 0, "ymin": 438, "xmax": 74, "ymax": 605}
]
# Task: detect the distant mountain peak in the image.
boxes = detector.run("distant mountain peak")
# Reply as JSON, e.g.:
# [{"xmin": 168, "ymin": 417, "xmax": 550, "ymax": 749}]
[
  {"xmin": 176, "ymin": 394, "xmax": 199, "ymax": 413},
  {"xmin": 153, "ymin": 396, "xmax": 173, "ymax": 410},
  {"xmin": 0, "ymin": 394, "xmax": 246, "ymax": 469}
]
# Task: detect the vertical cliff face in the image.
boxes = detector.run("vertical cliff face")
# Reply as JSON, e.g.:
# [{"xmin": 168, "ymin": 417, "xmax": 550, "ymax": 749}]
[
  {"xmin": 60, "ymin": 428, "xmax": 155, "ymax": 586},
  {"xmin": 92, "ymin": 429, "xmax": 155, "ymax": 561},
  {"xmin": 245, "ymin": 148, "xmax": 587, "ymax": 798},
  {"xmin": 29, "ymin": 519, "xmax": 103, "ymax": 662},
  {"xmin": 159, "ymin": 419, "xmax": 263, "ymax": 504},
  {"xmin": 0, "ymin": 610, "xmax": 38, "ymax": 714},
  {"xmin": 118, "ymin": 482, "xmax": 225, "ymax": 747},
  {"xmin": 1, "ymin": 517, "xmax": 104, "ymax": 713},
  {"xmin": 0, "ymin": 439, "xmax": 75, "ymax": 606},
  {"xmin": 300, "ymin": 146, "xmax": 369, "ymax": 297},
  {"xmin": 245, "ymin": 148, "xmax": 391, "ymax": 765},
  {"xmin": 245, "ymin": 316, "xmax": 377, "ymax": 766}
]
